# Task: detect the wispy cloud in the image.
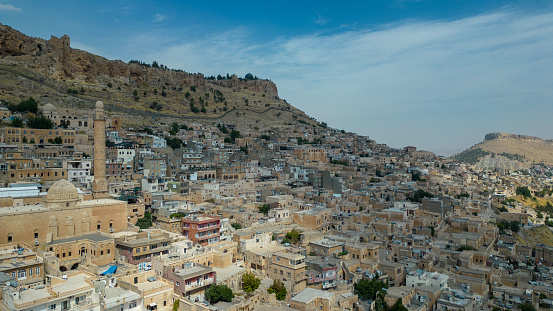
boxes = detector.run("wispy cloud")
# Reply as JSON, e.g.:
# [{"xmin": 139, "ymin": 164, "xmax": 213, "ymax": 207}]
[
  {"xmin": 126, "ymin": 10, "xmax": 553, "ymax": 154},
  {"xmin": 153, "ymin": 13, "xmax": 168, "ymax": 22},
  {"xmin": 0, "ymin": 3, "xmax": 22, "ymax": 11},
  {"xmin": 314, "ymin": 11, "xmax": 329, "ymax": 25}
]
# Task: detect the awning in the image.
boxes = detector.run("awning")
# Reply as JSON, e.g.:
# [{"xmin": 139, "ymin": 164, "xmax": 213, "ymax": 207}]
[
  {"xmin": 101, "ymin": 265, "xmax": 117, "ymax": 275},
  {"xmin": 149, "ymin": 303, "xmax": 157, "ymax": 307}
]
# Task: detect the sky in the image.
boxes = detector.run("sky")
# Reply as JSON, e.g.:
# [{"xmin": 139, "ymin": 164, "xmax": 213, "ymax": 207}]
[{"xmin": 1, "ymin": 1, "xmax": 553, "ymax": 156}]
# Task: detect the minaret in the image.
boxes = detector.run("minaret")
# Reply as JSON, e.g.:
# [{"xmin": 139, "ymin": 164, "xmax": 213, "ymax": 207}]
[{"xmin": 92, "ymin": 101, "xmax": 109, "ymax": 199}]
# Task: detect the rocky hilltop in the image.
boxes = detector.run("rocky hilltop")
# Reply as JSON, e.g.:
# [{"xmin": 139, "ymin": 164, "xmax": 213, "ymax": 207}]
[
  {"xmin": 0, "ymin": 24, "xmax": 317, "ymax": 129},
  {"xmin": 454, "ymin": 132, "xmax": 553, "ymax": 168}
]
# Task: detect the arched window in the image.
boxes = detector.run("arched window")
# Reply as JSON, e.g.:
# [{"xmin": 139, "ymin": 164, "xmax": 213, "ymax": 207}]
[
  {"xmin": 97, "ymin": 222, "xmax": 101, "ymax": 230},
  {"xmin": 34, "ymin": 230, "xmax": 39, "ymax": 239},
  {"xmin": 7, "ymin": 233, "xmax": 13, "ymax": 243},
  {"xmin": 84, "ymin": 121, "xmax": 88, "ymax": 127}
]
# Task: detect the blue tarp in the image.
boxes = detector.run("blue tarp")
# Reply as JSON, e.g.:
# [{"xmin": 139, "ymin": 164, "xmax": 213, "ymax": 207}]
[{"xmin": 101, "ymin": 266, "xmax": 117, "ymax": 275}]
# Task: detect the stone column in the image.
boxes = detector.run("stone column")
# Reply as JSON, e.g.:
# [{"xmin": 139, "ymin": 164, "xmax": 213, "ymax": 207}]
[{"xmin": 92, "ymin": 101, "xmax": 109, "ymax": 199}]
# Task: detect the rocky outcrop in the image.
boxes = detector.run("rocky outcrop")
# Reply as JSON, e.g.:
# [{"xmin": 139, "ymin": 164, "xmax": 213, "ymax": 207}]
[{"xmin": 0, "ymin": 23, "xmax": 278, "ymax": 97}]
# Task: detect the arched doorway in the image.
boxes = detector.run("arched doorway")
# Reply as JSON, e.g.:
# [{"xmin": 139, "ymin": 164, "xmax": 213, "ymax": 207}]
[{"xmin": 59, "ymin": 266, "xmax": 67, "ymax": 272}]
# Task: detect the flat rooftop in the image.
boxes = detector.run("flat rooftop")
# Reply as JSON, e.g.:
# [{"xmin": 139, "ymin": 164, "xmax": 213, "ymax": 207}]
[{"xmin": 49, "ymin": 233, "xmax": 113, "ymax": 245}]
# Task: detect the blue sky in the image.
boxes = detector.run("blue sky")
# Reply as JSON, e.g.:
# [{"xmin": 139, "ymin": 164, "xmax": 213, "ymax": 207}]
[{"xmin": 2, "ymin": 1, "xmax": 553, "ymax": 156}]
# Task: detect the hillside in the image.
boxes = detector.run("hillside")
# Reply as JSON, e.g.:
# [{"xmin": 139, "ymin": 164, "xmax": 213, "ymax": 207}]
[
  {"xmin": 0, "ymin": 23, "xmax": 318, "ymax": 129},
  {"xmin": 453, "ymin": 132, "xmax": 553, "ymax": 168}
]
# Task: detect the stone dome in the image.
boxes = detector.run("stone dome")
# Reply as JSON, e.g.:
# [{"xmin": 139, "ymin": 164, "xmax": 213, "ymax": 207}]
[
  {"xmin": 46, "ymin": 179, "xmax": 79, "ymax": 203},
  {"xmin": 95, "ymin": 101, "xmax": 104, "ymax": 109},
  {"xmin": 43, "ymin": 103, "xmax": 56, "ymax": 112}
]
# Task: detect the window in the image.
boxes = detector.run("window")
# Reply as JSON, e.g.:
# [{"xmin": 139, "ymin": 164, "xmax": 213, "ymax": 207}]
[
  {"xmin": 7, "ymin": 234, "xmax": 13, "ymax": 242},
  {"xmin": 48, "ymin": 304, "xmax": 57, "ymax": 310},
  {"xmin": 68, "ymin": 252, "xmax": 71, "ymax": 257},
  {"xmin": 29, "ymin": 268, "xmax": 33, "ymax": 276},
  {"xmin": 134, "ymin": 277, "xmax": 138, "ymax": 284},
  {"xmin": 101, "ymin": 251, "xmax": 104, "ymax": 256},
  {"xmin": 129, "ymin": 301, "xmax": 137, "ymax": 308},
  {"xmin": 176, "ymin": 281, "xmax": 180, "ymax": 287},
  {"xmin": 107, "ymin": 249, "xmax": 111, "ymax": 254}
]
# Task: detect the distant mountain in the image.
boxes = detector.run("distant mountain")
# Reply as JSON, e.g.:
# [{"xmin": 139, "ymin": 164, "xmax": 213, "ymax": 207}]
[
  {"xmin": 454, "ymin": 132, "xmax": 553, "ymax": 168},
  {"xmin": 0, "ymin": 23, "xmax": 319, "ymax": 129}
]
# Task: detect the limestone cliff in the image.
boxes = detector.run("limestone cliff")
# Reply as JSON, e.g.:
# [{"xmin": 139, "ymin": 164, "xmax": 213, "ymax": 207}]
[
  {"xmin": 0, "ymin": 24, "xmax": 314, "ymax": 129},
  {"xmin": 454, "ymin": 132, "xmax": 553, "ymax": 167}
]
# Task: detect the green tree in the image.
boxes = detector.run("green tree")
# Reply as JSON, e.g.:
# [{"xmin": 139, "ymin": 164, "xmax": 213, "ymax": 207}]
[
  {"xmin": 242, "ymin": 272, "xmax": 260, "ymax": 294},
  {"xmin": 518, "ymin": 303, "xmax": 536, "ymax": 311},
  {"xmin": 258, "ymin": 204, "xmax": 270, "ymax": 214},
  {"xmin": 8, "ymin": 97, "xmax": 38, "ymax": 114},
  {"xmin": 27, "ymin": 115, "xmax": 54, "ymax": 129},
  {"xmin": 53, "ymin": 136, "xmax": 63, "ymax": 144},
  {"xmin": 457, "ymin": 245, "xmax": 476, "ymax": 251},
  {"xmin": 171, "ymin": 122, "xmax": 179, "ymax": 133},
  {"xmin": 285, "ymin": 229, "xmax": 301, "ymax": 244},
  {"xmin": 224, "ymin": 137, "xmax": 232, "ymax": 144},
  {"xmin": 11, "ymin": 117, "xmax": 23, "ymax": 128},
  {"xmin": 230, "ymin": 130, "xmax": 241, "ymax": 141},
  {"xmin": 231, "ymin": 223, "xmax": 242, "ymax": 230},
  {"xmin": 268, "ymin": 279, "xmax": 287, "ymax": 300},
  {"xmin": 389, "ymin": 298, "xmax": 408, "ymax": 311},
  {"xmin": 165, "ymin": 137, "xmax": 183, "ymax": 150},
  {"xmin": 22, "ymin": 136, "xmax": 27, "ymax": 143},
  {"xmin": 354, "ymin": 276, "xmax": 388, "ymax": 300},
  {"xmin": 205, "ymin": 284, "xmax": 234, "ymax": 303},
  {"xmin": 172, "ymin": 300, "xmax": 179, "ymax": 311},
  {"xmin": 136, "ymin": 212, "xmax": 152, "ymax": 229},
  {"xmin": 510, "ymin": 221, "xmax": 520, "ymax": 233},
  {"xmin": 516, "ymin": 187, "xmax": 532, "ymax": 197}
]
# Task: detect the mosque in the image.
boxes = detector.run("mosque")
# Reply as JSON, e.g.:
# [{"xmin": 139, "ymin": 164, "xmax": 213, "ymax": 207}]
[{"xmin": 0, "ymin": 101, "xmax": 128, "ymax": 246}]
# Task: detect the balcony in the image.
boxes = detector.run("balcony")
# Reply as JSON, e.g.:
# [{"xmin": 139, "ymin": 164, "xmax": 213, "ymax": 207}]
[
  {"xmin": 308, "ymin": 274, "xmax": 337, "ymax": 284},
  {"xmin": 184, "ymin": 277, "xmax": 214, "ymax": 292}
]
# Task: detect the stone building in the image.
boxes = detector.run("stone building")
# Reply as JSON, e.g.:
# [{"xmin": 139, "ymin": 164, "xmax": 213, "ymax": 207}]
[{"xmin": 0, "ymin": 101, "xmax": 128, "ymax": 246}]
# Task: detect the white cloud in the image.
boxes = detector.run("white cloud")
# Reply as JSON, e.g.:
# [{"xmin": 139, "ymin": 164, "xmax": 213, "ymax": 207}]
[
  {"xmin": 127, "ymin": 10, "xmax": 553, "ymax": 154},
  {"xmin": 314, "ymin": 12, "xmax": 329, "ymax": 26},
  {"xmin": 0, "ymin": 3, "xmax": 22, "ymax": 11},
  {"xmin": 153, "ymin": 13, "xmax": 168, "ymax": 22}
]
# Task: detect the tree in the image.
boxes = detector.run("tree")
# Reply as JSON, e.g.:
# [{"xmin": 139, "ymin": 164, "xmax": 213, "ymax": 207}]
[
  {"xmin": 231, "ymin": 223, "xmax": 242, "ymax": 230},
  {"xmin": 285, "ymin": 229, "xmax": 301, "ymax": 244},
  {"xmin": 53, "ymin": 136, "xmax": 63, "ymax": 144},
  {"xmin": 518, "ymin": 303, "xmax": 536, "ymax": 311},
  {"xmin": 510, "ymin": 221, "xmax": 520, "ymax": 233},
  {"xmin": 171, "ymin": 122, "xmax": 180, "ymax": 134},
  {"xmin": 172, "ymin": 300, "xmax": 179, "ymax": 311},
  {"xmin": 11, "ymin": 118, "xmax": 23, "ymax": 128},
  {"xmin": 388, "ymin": 298, "xmax": 408, "ymax": 311},
  {"xmin": 516, "ymin": 187, "xmax": 532, "ymax": 198},
  {"xmin": 230, "ymin": 130, "xmax": 241, "ymax": 141},
  {"xmin": 27, "ymin": 115, "xmax": 54, "ymax": 129},
  {"xmin": 457, "ymin": 245, "xmax": 476, "ymax": 251},
  {"xmin": 268, "ymin": 279, "xmax": 287, "ymax": 300},
  {"xmin": 224, "ymin": 137, "xmax": 232, "ymax": 144},
  {"xmin": 8, "ymin": 97, "xmax": 38, "ymax": 114},
  {"xmin": 165, "ymin": 137, "xmax": 183, "ymax": 150},
  {"xmin": 22, "ymin": 136, "xmax": 27, "ymax": 143},
  {"xmin": 136, "ymin": 212, "xmax": 152, "ymax": 229},
  {"xmin": 205, "ymin": 284, "xmax": 234, "ymax": 303},
  {"xmin": 242, "ymin": 272, "xmax": 260, "ymax": 294},
  {"xmin": 354, "ymin": 277, "xmax": 388, "ymax": 300},
  {"xmin": 258, "ymin": 204, "xmax": 270, "ymax": 214}
]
